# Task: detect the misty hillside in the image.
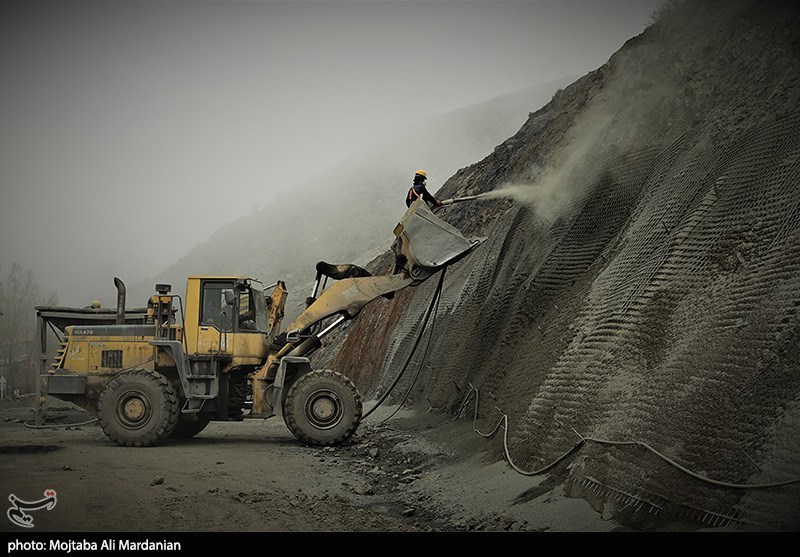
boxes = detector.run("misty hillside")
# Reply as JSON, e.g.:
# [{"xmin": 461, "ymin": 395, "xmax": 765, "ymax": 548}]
[
  {"xmin": 326, "ymin": 0, "xmax": 800, "ymax": 530},
  {"xmin": 129, "ymin": 77, "xmax": 574, "ymax": 309}
]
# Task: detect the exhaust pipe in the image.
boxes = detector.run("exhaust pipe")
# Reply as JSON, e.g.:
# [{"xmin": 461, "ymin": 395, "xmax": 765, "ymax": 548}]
[{"xmin": 113, "ymin": 277, "xmax": 126, "ymax": 325}]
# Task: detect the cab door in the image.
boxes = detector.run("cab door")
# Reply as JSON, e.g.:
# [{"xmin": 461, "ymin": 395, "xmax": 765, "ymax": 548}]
[{"xmin": 196, "ymin": 280, "xmax": 236, "ymax": 355}]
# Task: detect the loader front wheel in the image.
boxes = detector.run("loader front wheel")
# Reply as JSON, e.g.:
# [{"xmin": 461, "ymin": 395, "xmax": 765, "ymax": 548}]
[
  {"xmin": 98, "ymin": 369, "xmax": 180, "ymax": 447},
  {"xmin": 284, "ymin": 370, "xmax": 362, "ymax": 446}
]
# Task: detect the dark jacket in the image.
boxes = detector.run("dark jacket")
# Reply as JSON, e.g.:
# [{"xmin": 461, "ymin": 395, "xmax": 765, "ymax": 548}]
[{"xmin": 406, "ymin": 181, "xmax": 440, "ymax": 208}]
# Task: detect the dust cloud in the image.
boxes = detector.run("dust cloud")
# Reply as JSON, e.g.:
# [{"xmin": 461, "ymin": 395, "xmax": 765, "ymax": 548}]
[
  {"xmin": 483, "ymin": 112, "xmax": 615, "ymax": 221},
  {"xmin": 483, "ymin": 33, "xmax": 687, "ymax": 224}
]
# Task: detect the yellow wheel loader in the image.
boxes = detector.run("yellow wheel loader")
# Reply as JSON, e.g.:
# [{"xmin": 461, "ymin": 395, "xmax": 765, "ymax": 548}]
[{"xmin": 38, "ymin": 200, "xmax": 480, "ymax": 447}]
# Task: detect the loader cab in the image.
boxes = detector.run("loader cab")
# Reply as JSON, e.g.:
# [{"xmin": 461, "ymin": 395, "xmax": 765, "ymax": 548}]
[{"xmin": 184, "ymin": 276, "xmax": 269, "ymax": 363}]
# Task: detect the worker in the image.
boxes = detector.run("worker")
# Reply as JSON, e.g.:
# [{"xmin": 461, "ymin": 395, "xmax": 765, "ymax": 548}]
[
  {"xmin": 406, "ymin": 169, "xmax": 443, "ymax": 209},
  {"xmin": 238, "ymin": 307, "xmax": 256, "ymax": 331}
]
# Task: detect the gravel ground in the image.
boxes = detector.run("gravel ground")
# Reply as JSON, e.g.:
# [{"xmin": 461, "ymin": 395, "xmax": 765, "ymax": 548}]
[{"xmin": 0, "ymin": 397, "xmax": 617, "ymax": 533}]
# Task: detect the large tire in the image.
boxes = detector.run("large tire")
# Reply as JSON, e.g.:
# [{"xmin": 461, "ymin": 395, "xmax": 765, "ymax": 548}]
[
  {"xmin": 97, "ymin": 369, "xmax": 180, "ymax": 447},
  {"xmin": 170, "ymin": 415, "xmax": 211, "ymax": 439},
  {"xmin": 283, "ymin": 369, "xmax": 362, "ymax": 446}
]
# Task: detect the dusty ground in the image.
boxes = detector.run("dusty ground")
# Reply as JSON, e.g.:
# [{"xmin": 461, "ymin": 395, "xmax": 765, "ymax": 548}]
[{"xmin": 0, "ymin": 396, "xmax": 615, "ymax": 534}]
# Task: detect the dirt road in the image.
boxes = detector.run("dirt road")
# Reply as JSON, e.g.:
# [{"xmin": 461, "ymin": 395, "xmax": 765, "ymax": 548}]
[{"xmin": 0, "ymin": 397, "xmax": 614, "ymax": 533}]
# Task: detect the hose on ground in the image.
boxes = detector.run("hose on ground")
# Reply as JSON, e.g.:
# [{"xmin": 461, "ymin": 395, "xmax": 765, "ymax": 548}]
[
  {"xmin": 459, "ymin": 385, "xmax": 800, "ymax": 489},
  {"xmin": 24, "ymin": 417, "xmax": 98, "ymax": 429}
]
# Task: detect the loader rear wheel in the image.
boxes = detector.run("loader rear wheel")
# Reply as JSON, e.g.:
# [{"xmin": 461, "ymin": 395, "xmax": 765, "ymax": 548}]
[
  {"xmin": 170, "ymin": 415, "xmax": 211, "ymax": 439},
  {"xmin": 97, "ymin": 369, "xmax": 180, "ymax": 447},
  {"xmin": 284, "ymin": 370, "xmax": 362, "ymax": 446}
]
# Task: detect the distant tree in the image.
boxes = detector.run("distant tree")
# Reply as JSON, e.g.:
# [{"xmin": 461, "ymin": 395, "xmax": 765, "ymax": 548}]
[{"xmin": 0, "ymin": 263, "xmax": 57, "ymax": 394}]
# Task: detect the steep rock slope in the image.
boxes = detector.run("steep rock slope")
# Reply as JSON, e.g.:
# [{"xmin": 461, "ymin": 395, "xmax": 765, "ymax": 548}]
[{"xmin": 329, "ymin": 0, "xmax": 800, "ymax": 530}]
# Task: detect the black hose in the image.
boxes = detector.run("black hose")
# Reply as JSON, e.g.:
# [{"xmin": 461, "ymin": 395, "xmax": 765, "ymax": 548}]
[
  {"xmin": 363, "ymin": 268, "xmax": 447, "ymax": 420},
  {"xmin": 24, "ymin": 418, "xmax": 98, "ymax": 429},
  {"xmin": 380, "ymin": 268, "xmax": 445, "ymax": 423},
  {"xmin": 463, "ymin": 386, "xmax": 800, "ymax": 489}
]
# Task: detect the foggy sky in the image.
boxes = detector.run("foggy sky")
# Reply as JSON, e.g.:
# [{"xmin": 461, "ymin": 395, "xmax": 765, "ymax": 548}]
[{"xmin": 0, "ymin": 0, "xmax": 662, "ymax": 304}]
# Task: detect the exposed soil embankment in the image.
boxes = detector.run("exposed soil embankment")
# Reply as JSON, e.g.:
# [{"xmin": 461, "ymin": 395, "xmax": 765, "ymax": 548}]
[{"xmin": 326, "ymin": 0, "xmax": 800, "ymax": 530}]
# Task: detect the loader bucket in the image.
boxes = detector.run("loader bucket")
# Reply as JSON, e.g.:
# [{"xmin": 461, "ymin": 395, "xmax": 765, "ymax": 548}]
[{"xmin": 392, "ymin": 199, "xmax": 479, "ymax": 282}]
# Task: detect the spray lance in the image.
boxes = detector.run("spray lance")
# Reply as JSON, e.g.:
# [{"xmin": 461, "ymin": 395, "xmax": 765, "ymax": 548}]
[
  {"xmin": 437, "ymin": 194, "xmax": 488, "ymax": 206},
  {"xmin": 437, "ymin": 184, "xmax": 537, "ymax": 209}
]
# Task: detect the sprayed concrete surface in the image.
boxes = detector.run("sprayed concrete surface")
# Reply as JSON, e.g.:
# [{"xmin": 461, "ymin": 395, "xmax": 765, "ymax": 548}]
[{"xmin": 328, "ymin": 0, "xmax": 800, "ymax": 531}]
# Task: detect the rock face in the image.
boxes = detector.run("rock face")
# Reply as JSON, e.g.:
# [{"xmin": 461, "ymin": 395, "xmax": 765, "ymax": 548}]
[{"xmin": 329, "ymin": 0, "xmax": 800, "ymax": 530}]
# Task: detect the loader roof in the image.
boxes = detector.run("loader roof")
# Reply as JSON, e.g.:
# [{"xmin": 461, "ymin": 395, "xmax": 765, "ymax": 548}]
[{"xmin": 187, "ymin": 275, "xmax": 254, "ymax": 280}]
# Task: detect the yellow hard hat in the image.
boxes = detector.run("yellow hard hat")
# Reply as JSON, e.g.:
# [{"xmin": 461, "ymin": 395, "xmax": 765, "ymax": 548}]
[
  {"xmin": 91, "ymin": 300, "xmax": 101, "ymax": 309},
  {"xmin": 415, "ymin": 169, "xmax": 427, "ymax": 178}
]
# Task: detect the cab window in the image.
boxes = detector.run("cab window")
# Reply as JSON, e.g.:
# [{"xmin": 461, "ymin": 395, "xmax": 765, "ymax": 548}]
[
  {"xmin": 201, "ymin": 282, "xmax": 234, "ymax": 331},
  {"xmin": 236, "ymin": 286, "xmax": 268, "ymax": 333},
  {"xmin": 238, "ymin": 290, "xmax": 256, "ymax": 331}
]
